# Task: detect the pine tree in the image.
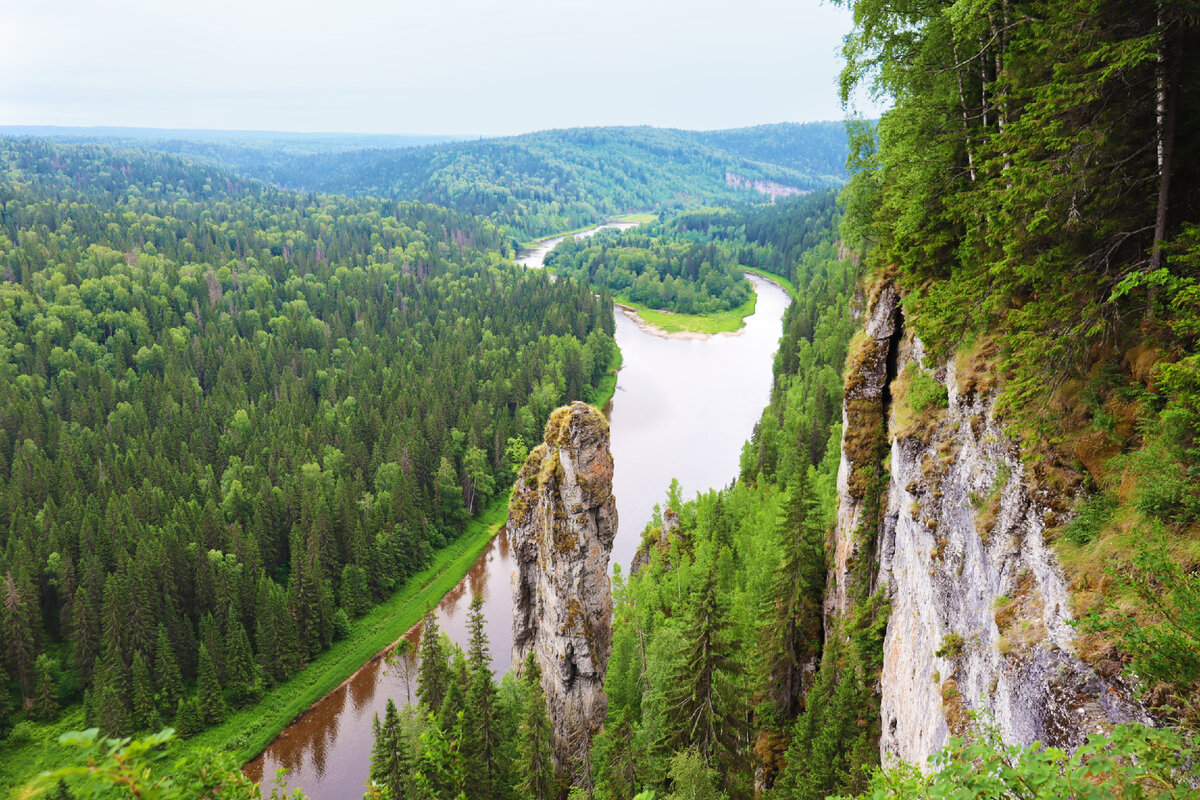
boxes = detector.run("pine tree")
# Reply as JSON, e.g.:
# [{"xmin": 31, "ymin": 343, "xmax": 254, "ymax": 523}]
[
  {"xmin": 416, "ymin": 608, "xmax": 449, "ymax": 712},
  {"xmin": 514, "ymin": 653, "xmax": 556, "ymax": 800},
  {"xmin": 153, "ymin": 624, "xmax": 184, "ymax": 717},
  {"xmin": 195, "ymin": 644, "xmax": 226, "ymax": 725},
  {"xmin": 130, "ymin": 651, "xmax": 160, "ymax": 731}
]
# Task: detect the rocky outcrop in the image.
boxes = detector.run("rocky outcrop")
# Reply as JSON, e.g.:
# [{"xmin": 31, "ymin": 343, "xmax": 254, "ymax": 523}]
[
  {"xmin": 830, "ymin": 284, "xmax": 1150, "ymax": 767},
  {"xmin": 511, "ymin": 401, "xmax": 617, "ymax": 779},
  {"xmin": 629, "ymin": 507, "xmax": 680, "ymax": 577}
]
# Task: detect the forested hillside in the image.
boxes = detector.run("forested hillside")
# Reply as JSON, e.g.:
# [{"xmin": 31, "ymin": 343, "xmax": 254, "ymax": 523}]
[
  {"xmin": 0, "ymin": 140, "xmax": 615, "ymax": 757},
  {"xmin": 543, "ymin": 191, "xmax": 839, "ymax": 320},
  {"xmin": 232, "ymin": 124, "xmax": 849, "ymax": 239}
]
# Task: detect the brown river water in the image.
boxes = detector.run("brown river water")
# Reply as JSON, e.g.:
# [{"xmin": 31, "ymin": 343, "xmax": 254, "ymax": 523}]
[{"xmin": 244, "ymin": 225, "xmax": 790, "ymax": 798}]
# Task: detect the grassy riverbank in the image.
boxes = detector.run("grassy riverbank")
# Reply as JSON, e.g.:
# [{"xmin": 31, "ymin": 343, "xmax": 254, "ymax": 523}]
[
  {"xmin": 0, "ymin": 495, "xmax": 510, "ymax": 798},
  {"xmin": 743, "ymin": 266, "xmax": 797, "ymax": 299},
  {"xmin": 615, "ymin": 290, "xmax": 758, "ymax": 335}
]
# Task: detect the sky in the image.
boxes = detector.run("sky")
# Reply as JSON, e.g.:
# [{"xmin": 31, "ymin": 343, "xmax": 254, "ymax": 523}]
[{"xmin": 1, "ymin": 0, "xmax": 869, "ymax": 136}]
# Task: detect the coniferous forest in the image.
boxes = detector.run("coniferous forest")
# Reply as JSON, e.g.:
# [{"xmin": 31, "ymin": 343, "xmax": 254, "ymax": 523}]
[{"xmin": 3, "ymin": 0, "xmax": 1200, "ymax": 798}]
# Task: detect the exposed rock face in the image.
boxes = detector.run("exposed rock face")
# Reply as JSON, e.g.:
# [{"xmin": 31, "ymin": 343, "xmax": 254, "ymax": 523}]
[
  {"xmin": 827, "ymin": 281, "xmax": 900, "ymax": 620},
  {"xmin": 830, "ymin": 284, "xmax": 1150, "ymax": 767},
  {"xmin": 511, "ymin": 401, "xmax": 617, "ymax": 779}
]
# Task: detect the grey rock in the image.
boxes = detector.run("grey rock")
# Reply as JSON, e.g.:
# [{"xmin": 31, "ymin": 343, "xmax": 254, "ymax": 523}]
[{"xmin": 511, "ymin": 401, "xmax": 617, "ymax": 779}]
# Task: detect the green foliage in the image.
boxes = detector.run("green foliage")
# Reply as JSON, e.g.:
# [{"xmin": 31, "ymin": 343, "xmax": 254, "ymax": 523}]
[
  {"xmin": 1064, "ymin": 494, "xmax": 1118, "ymax": 546},
  {"xmin": 224, "ymin": 124, "xmax": 849, "ymax": 239},
  {"xmin": 545, "ymin": 222, "xmax": 753, "ymax": 315},
  {"xmin": 1085, "ymin": 532, "xmax": 1200, "ymax": 723},
  {"xmin": 40, "ymin": 726, "xmax": 305, "ymax": 799},
  {"xmin": 0, "ymin": 137, "xmax": 614, "ymax": 743},
  {"xmin": 834, "ymin": 723, "xmax": 1199, "ymax": 800},
  {"xmin": 515, "ymin": 653, "xmax": 557, "ymax": 800},
  {"xmin": 934, "ymin": 634, "xmax": 964, "ymax": 660}
]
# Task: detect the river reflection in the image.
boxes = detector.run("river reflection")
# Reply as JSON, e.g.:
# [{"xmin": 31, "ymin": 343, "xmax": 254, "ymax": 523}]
[{"xmin": 246, "ymin": 230, "xmax": 790, "ymax": 800}]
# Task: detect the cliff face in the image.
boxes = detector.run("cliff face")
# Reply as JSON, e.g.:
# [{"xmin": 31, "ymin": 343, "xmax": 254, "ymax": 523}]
[
  {"xmin": 830, "ymin": 284, "xmax": 1150, "ymax": 766},
  {"xmin": 511, "ymin": 401, "xmax": 618, "ymax": 779}
]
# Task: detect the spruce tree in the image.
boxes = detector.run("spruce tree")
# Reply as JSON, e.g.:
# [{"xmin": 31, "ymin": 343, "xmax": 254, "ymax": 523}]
[
  {"xmin": 173, "ymin": 696, "xmax": 203, "ymax": 737},
  {"xmin": 369, "ymin": 698, "xmax": 414, "ymax": 800},
  {"xmin": 70, "ymin": 583, "xmax": 101, "ymax": 684},
  {"xmin": 416, "ymin": 608, "xmax": 449, "ymax": 712},
  {"xmin": 514, "ymin": 653, "xmax": 556, "ymax": 800},
  {"xmin": 223, "ymin": 606, "xmax": 260, "ymax": 706},
  {"xmin": 153, "ymin": 624, "xmax": 184, "ymax": 717},
  {"xmin": 665, "ymin": 564, "xmax": 745, "ymax": 782},
  {"xmin": 438, "ymin": 650, "xmax": 469, "ymax": 735},
  {"xmin": 463, "ymin": 594, "xmax": 501, "ymax": 799},
  {"xmin": 0, "ymin": 662, "xmax": 12, "ymax": 731},
  {"xmin": 758, "ymin": 470, "xmax": 825, "ymax": 722},
  {"xmin": 195, "ymin": 644, "xmax": 226, "ymax": 725},
  {"xmin": 32, "ymin": 654, "xmax": 60, "ymax": 722},
  {"xmin": 130, "ymin": 651, "xmax": 160, "ymax": 731}
]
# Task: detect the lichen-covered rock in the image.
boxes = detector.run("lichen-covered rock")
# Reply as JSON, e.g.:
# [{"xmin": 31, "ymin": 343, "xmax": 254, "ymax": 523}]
[
  {"xmin": 511, "ymin": 401, "xmax": 617, "ymax": 779},
  {"xmin": 827, "ymin": 281, "xmax": 899, "ymax": 621},
  {"xmin": 871, "ymin": 332, "xmax": 1150, "ymax": 765}
]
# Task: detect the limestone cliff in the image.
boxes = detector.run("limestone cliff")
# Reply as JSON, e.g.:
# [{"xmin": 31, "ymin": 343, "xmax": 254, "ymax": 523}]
[
  {"xmin": 511, "ymin": 401, "xmax": 617, "ymax": 779},
  {"xmin": 830, "ymin": 283, "xmax": 1150, "ymax": 767}
]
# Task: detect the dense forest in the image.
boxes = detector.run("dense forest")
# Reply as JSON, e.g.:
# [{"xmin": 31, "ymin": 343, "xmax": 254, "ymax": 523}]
[
  {"xmin": 543, "ymin": 223, "xmax": 754, "ymax": 316},
  {"xmin": 542, "ymin": 191, "xmax": 840, "ymax": 318},
  {"xmin": 221, "ymin": 124, "xmax": 849, "ymax": 240},
  {"xmin": 0, "ymin": 140, "xmax": 615, "ymax": 753}
]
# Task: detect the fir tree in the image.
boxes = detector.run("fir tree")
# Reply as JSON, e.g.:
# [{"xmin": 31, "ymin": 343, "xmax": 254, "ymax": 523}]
[
  {"xmin": 416, "ymin": 608, "xmax": 449, "ymax": 712},
  {"xmin": 514, "ymin": 653, "xmax": 556, "ymax": 800},
  {"xmin": 195, "ymin": 644, "xmax": 226, "ymax": 725}
]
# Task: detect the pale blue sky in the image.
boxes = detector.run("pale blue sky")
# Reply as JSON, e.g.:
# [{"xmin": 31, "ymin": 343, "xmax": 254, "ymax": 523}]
[{"xmin": 1, "ymin": 0, "xmax": 872, "ymax": 135}]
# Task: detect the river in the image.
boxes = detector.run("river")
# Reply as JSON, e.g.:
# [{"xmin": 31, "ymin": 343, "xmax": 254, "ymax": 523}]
[{"xmin": 244, "ymin": 225, "xmax": 790, "ymax": 799}]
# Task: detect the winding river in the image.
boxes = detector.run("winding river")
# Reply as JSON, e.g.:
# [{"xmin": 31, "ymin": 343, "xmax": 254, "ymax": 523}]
[{"xmin": 244, "ymin": 225, "xmax": 791, "ymax": 799}]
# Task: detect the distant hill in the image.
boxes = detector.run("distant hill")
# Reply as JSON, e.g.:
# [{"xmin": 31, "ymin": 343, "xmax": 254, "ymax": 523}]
[
  {"xmin": 247, "ymin": 123, "xmax": 850, "ymax": 238},
  {"xmin": 0, "ymin": 126, "xmax": 471, "ymax": 174},
  {"xmin": 0, "ymin": 122, "xmax": 851, "ymax": 239}
]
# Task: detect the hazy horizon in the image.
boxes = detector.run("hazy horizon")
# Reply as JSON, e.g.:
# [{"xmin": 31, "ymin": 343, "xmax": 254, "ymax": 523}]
[
  {"xmin": 2, "ymin": 0, "xmax": 879, "ymax": 136},
  {"xmin": 0, "ymin": 119, "xmax": 847, "ymax": 140}
]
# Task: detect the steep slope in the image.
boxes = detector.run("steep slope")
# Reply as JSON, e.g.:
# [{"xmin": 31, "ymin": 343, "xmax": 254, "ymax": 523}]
[{"xmin": 829, "ymin": 285, "xmax": 1151, "ymax": 766}]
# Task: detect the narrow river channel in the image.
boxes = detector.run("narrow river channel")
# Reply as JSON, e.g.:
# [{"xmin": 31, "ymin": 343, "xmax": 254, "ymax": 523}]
[{"xmin": 244, "ymin": 225, "xmax": 791, "ymax": 799}]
